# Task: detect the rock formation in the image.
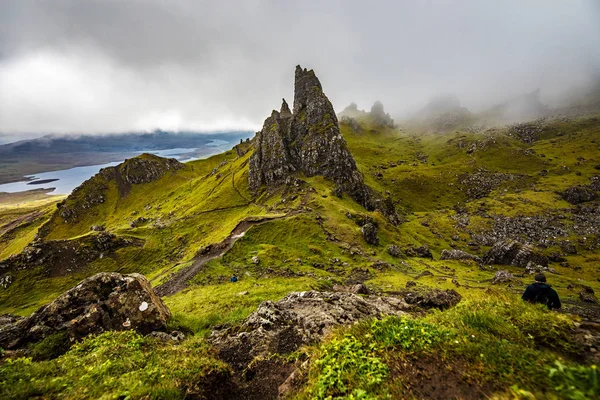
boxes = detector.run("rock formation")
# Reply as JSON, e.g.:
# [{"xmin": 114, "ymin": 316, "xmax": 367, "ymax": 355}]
[
  {"xmin": 249, "ymin": 65, "xmax": 399, "ymax": 224},
  {"xmin": 209, "ymin": 290, "xmax": 411, "ymax": 370},
  {"xmin": 0, "ymin": 272, "xmax": 170, "ymax": 349},
  {"xmin": 562, "ymin": 184, "xmax": 599, "ymax": 205},
  {"xmin": 483, "ymin": 239, "xmax": 549, "ymax": 268},
  {"xmin": 0, "ymin": 233, "xmax": 143, "ymax": 289},
  {"xmin": 370, "ymin": 101, "xmax": 395, "ymax": 127}
]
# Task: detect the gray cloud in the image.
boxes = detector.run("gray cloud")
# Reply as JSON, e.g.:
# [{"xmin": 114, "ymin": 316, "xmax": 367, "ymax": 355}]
[{"xmin": 1, "ymin": 0, "xmax": 599, "ymax": 135}]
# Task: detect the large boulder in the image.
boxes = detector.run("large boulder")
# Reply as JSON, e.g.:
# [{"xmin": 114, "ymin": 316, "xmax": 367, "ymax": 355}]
[
  {"xmin": 209, "ymin": 291, "xmax": 410, "ymax": 370},
  {"xmin": 0, "ymin": 272, "xmax": 170, "ymax": 350},
  {"xmin": 483, "ymin": 239, "xmax": 548, "ymax": 268}
]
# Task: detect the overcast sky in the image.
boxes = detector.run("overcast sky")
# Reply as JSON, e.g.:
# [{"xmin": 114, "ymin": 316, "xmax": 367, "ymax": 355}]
[{"xmin": 1, "ymin": 0, "xmax": 599, "ymax": 136}]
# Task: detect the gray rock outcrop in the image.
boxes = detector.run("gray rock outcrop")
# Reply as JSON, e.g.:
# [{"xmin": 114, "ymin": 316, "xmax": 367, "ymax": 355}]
[
  {"xmin": 483, "ymin": 239, "xmax": 548, "ymax": 268},
  {"xmin": 249, "ymin": 66, "xmax": 399, "ymax": 224},
  {"xmin": 209, "ymin": 291, "xmax": 410, "ymax": 370},
  {"xmin": 561, "ymin": 185, "xmax": 599, "ymax": 205},
  {"xmin": 0, "ymin": 272, "xmax": 170, "ymax": 350},
  {"xmin": 440, "ymin": 249, "xmax": 482, "ymax": 263}
]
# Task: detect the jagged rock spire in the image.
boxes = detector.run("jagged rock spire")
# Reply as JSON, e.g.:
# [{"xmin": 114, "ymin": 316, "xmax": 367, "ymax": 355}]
[
  {"xmin": 280, "ymin": 98, "xmax": 292, "ymax": 118},
  {"xmin": 249, "ymin": 65, "xmax": 400, "ymax": 224}
]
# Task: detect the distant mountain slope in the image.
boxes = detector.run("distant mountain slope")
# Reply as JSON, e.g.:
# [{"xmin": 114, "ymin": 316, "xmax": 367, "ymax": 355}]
[{"xmin": 0, "ymin": 130, "xmax": 252, "ymax": 184}]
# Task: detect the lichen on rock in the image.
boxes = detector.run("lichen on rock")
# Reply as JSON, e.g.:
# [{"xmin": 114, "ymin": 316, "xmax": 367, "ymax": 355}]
[{"xmin": 0, "ymin": 272, "xmax": 170, "ymax": 350}]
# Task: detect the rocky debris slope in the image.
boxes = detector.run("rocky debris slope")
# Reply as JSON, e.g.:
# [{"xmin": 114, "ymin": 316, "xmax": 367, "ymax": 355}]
[
  {"xmin": 483, "ymin": 239, "xmax": 548, "ymax": 268},
  {"xmin": 249, "ymin": 66, "xmax": 399, "ymax": 224},
  {"xmin": 0, "ymin": 272, "xmax": 170, "ymax": 350},
  {"xmin": 209, "ymin": 291, "xmax": 412, "ymax": 370},
  {"xmin": 47, "ymin": 154, "xmax": 183, "ymax": 226},
  {"xmin": 458, "ymin": 168, "xmax": 527, "ymax": 199},
  {"xmin": 0, "ymin": 233, "xmax": 143, "ymax": 289}
]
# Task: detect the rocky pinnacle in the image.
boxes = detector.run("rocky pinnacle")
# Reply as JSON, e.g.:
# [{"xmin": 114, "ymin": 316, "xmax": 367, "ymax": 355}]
[{"xmin": 249, "ymin": 65, "xmax": 399, "ymax": 224}]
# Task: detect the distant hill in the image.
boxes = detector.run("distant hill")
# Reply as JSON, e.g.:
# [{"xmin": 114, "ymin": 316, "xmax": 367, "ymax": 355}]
[{"xmin": 0, "ymin": 130, "xmax": 252, "ymax": 184}]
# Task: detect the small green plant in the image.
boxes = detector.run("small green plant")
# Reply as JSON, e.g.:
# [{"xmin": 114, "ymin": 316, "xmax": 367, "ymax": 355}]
[
  {"xmin": 312, "ymin": 335, "xmax": 388, "ymax": 400},
  {"xmin": 368, "ymin": 317, "xmax": 451, "ymax": 352},
  {"xmin": 549, "ymin": 361, "xmax": 599, "ymax": 400}
]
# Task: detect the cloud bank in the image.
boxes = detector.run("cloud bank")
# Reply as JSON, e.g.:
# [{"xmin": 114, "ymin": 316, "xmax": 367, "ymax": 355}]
[{"xmin": 1, "ymin": 0, "xmax": 599, "ymax": 136}]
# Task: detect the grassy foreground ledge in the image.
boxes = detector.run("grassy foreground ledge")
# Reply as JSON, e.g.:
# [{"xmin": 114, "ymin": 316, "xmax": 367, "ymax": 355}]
[
  {"xmin": 296, "ymin": 291, "xmax": 598, "ymax": 400},
  {"xmin": 1, "ymin": 291, "xmax": 598, "ymax": 399}
]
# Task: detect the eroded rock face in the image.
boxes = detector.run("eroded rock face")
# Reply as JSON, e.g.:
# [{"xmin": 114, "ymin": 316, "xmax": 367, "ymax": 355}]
[
  {"xmin": 0, "ymin": 233, "xmax": 143, "ymax": 287},
  {"xmin": 0, "ymin": 272, "xmax": 170, "ymax": 350},
  {"xmin": 209, "ymin": 291, "xmax": 411, "ymax": 370},
  {"xmin": 249, "ymin": 66, "xmax": 400, "ymax": 224},
  {"xmin": 483, "ymin": 239, "xmax": 548, "ymax": 268}
]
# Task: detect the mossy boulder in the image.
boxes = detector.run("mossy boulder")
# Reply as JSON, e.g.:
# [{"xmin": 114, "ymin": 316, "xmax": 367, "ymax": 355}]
[{"xmin": 0, "ymin": 272, "xmax": 170, "ymax": 350}]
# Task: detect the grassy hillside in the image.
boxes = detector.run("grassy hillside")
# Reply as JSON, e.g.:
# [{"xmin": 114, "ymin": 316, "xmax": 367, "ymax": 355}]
[{"xmin": 1, "ymin": 113, "xmax": 599, "ymax": 398}]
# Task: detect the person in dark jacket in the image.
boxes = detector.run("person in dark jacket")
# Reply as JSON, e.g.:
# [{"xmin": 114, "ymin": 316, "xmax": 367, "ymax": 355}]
[{"xmin": 522, "ymin": 273, "xmax": 561, "ymax": 309}]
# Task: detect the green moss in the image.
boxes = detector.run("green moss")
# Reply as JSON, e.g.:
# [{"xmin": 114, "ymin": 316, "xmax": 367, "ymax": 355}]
[{"xmin": 0, "ymin": 331, "xmax": 230, "ymax": 399}]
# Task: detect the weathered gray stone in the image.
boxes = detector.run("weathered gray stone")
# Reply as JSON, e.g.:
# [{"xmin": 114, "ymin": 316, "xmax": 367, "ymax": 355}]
[
  {"xmin": 0, "ymin": 272, "xmax": 170, "ymax": 350},
  {"xmin": 483, "ymin": 239, "xmax": 548, "ymax": 268},
  {"xmin": 209, "ymin": 291, "xmax": 410, "ymax": 370},
  {"xmin": 440, "ymin": 249, "xmax": 481, "ymax": 263}
]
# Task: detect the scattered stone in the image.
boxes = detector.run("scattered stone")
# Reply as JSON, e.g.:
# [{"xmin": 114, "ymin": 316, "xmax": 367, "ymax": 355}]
[
  {"xmin": 491, "ymin": 270, "xmax": 514, "ymax": 284},
  {"xmin": 439, "ymin": 249, "xmax": 482, "ymax": 263},
  {"xmin": 333, "ymin": 283, "xmax": 371, "ymax": 295},
  {"xmin": 147, "ymin": 330, "xmax": 185, "ymax": 342},
  {"xmin": 90, "ymin": 225, "xmax": 105, "ymax": 232},
  {"xmin": 415, "ymin": 270, "xmax": 433, "ymax": 279},
  {"xmin": 237, "ymin": 291, "xmax": 250, "ymax": 296},
  {"xmin": 0, "ymin": 272, "xmax": 171, "ymax": 350},
  {"xmin": 579, "ymin": 287, "xmax": 598, "ymax": 304},
  {"xmin": 561, "ymin": 185, "xmax": 599, "ymax": 205},
  {"xmin": 387, "ymin": 245, "xmax": 402, "ymax": 258},
  {"xmin": 400, "ymin": 287, "xmax": 462, "ymax": 310},
  {"xmin": 361, "ymin": 223, "xmax": 379, "ymax": 245},
  {"xmin": 251, "ymin": 256, "xmax": 260, "ymax": 264},
  {"xmin": 404, "ymin": 245, "xmax": 433, "ymax": 259}
]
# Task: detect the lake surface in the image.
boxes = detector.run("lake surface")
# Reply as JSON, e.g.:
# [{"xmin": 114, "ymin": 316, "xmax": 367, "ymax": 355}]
[{"xmin": 0, "ymin": 141, "xmax": 233, "ymax": 195}]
